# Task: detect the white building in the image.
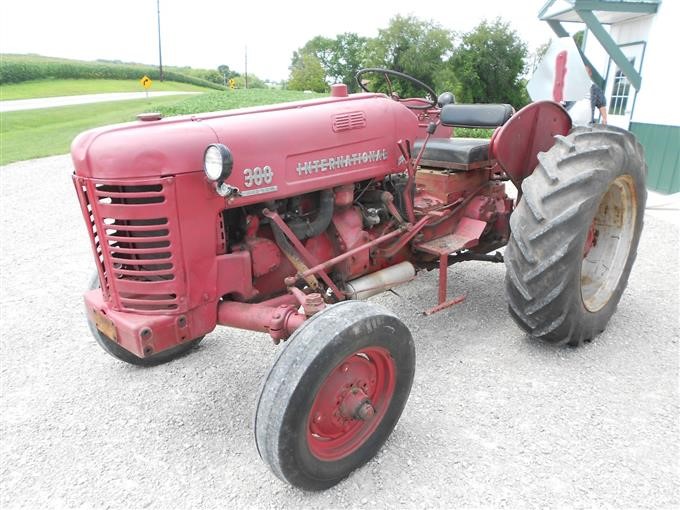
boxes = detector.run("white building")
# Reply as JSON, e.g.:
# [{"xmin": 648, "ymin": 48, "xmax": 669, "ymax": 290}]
[{"xmin": 539, "ymin": 0, "xmax": 679, "ymax": 193}]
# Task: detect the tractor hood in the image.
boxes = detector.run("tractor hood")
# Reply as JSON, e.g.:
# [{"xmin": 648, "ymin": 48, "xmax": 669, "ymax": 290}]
[
  {"xmin": 71, "ymin": 94, "xmax": 420, "ymax": 186},
  {"xmin": 71, "ymin": 113, "xmax": 219, "ymax": 179}
]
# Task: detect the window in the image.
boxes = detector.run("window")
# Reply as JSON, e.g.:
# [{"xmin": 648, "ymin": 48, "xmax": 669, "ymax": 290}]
[{"xmin": 609, "ymin": 58, "xmax": 635, "ymax": 116}]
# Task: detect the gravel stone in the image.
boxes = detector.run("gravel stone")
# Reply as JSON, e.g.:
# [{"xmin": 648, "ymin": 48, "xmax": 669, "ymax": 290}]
[{"xmin": 1, "ymin": 155, "xmax": 678, "ymax": 509}]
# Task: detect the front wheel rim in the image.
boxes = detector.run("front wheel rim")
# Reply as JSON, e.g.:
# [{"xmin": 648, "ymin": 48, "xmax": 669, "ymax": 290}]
[
  {"xmin": 307, "ymin": 346, "xmax": 396, "ymax": 461},
  {"xmin": 581, "ymin": 174, "xmax": 637, "ymax": 312}
]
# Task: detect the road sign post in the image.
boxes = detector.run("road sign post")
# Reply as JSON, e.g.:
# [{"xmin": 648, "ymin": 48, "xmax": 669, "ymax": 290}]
[{"xmin": 140, "ymin": 75, "xmax": 153, "ymax": 98}]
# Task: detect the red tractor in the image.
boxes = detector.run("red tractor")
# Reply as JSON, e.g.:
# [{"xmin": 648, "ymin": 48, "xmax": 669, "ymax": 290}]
[{"xmin": 71, "ymin": 69, "xmax": 646, "ymax": 490}]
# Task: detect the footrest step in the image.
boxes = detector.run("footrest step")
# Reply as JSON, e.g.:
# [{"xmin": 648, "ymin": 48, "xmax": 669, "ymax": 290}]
[{"xmin": 414, "ymin": 217, "xmax": 486, "ymax": 256}]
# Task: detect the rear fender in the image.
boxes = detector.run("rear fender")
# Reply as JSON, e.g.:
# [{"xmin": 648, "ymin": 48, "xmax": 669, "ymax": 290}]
[{"xmin": 490, "ymin": 101, "xmax": 571, "ymax": 188}]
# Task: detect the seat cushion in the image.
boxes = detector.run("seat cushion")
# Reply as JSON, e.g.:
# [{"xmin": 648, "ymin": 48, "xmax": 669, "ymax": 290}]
[
  {"xmin": 440, "ymin": 104, "xmax": 513, "ymax": 128},
  {"xmin": 413, "ymin": 138, "xmax": 491, "ymax": 168}
]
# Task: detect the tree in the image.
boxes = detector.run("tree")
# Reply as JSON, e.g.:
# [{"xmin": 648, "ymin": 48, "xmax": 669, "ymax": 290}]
[
  {"xmin": 292, "ymin": 36, "xmax": 336, "ymax": 71},
  {"xmin": 291, "ymin": 33, "xmax": 368, "ymax": 92},
  {"xmin": 530, "ymin": 41, "xmax": 551, "ymax": 74},
  {"xmin": 233, "ymin": 73, "xmax": 265, "ymax": 89},
  {"xmin": 329, "ymin": 32, "xmax": 368, "ymax": 92},
  {"xmin": 364, "ymin": 15, "xmax": 454, "ymax": 96},
  {"xmin": 217, "ymin": 64, "xmax": 239, "ymax": 80},
  {"xmin": 288, "ymin": 54, "xmax": 327, "ymax": 92},
  {"xmin": 450, "ymin": 19, "xmax": 529, "ymax": 108},
  {"xmin": 573, "ymin": 30, "xmax": 585, "ymax": 50}
]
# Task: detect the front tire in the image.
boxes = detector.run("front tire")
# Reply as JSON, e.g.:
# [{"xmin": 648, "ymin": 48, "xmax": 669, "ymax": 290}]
[
  {"xmin": 505, "ymin": 125, "xmax": 646, "ymax": 346},
  {"xmin": 254, "ymin": 301, "xmax": 415, "ymax": 490}
]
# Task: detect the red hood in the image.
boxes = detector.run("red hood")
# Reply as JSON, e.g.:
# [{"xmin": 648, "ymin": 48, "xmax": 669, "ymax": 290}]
[
  {"xmin": 71, "ymin": 93, "xmax": 419, "ymax": 182},
  {"xmin": 71, "ymin": 115, "xmax": 219, "ymax": 179}
]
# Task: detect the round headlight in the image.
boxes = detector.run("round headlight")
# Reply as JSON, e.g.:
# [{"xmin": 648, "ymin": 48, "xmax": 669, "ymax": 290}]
[{"xmin": 203, "ymin": 144, "xmax": 233, "ymax": 182}]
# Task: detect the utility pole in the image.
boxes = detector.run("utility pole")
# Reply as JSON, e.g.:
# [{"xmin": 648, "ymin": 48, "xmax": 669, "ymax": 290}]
[
  {"xmin": 157, "ymin": 0, "xmax": 164, "ymax": 81},
  {"xmin": 244, "ymin": 45, "xmax": 248, "ymax": 89}
]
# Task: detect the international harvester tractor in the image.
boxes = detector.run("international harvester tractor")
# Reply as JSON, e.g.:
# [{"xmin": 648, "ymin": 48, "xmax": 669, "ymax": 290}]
[{"xmin": 72, "ymin": 69, "xmax": 646, "ymax": 490}]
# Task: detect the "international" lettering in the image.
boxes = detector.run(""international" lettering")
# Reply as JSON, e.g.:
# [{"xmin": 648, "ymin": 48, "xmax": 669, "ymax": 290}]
[{"xmin": 296, "ymin": 148, "xmax": 388, "ymax": 176}]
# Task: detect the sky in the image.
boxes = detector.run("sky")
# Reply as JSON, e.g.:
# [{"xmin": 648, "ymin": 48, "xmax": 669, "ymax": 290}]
[{"xmin": 0, "ymin": 1, "xmax": 563, "ymax": 82}]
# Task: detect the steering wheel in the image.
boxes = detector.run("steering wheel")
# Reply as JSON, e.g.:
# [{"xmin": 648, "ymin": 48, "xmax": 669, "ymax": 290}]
[{"xmin": 355, "ymin": 68, "xmax": 437, "ymax": 110}]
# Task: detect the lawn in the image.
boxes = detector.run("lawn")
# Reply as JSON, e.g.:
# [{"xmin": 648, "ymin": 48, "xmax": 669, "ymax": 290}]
[
  {"xmin": 157, "ymin": 89, "xmax": 326, "ymax": 116},
  {"xmin": 156, "ymin": 91, "xmax": 493, "ymax": 139},
  {"xmin": 0, "ymin": 79, "xmax": 214, "ymax": 101},
  {"xmin": 0, "ymin": 95, "xmax": 187, "ymax": 165},
  {"xmin": 0, "ymin": 89, "xmax": 326, "ymax": 165}
]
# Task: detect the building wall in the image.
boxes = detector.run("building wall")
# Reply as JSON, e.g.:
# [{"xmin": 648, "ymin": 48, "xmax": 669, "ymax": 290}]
[
  {"xmin": 629, "ymin": 1, "xmax": 679, "ymax": 126},
  {"xmin": 630, "ymin": 123, "xmax": 680, "ymax": 194},
  {"xmin": 627, "ymin": 1, "xmax": 679, "ymax": 193},
  {"xmin": 582, "ymin": 25, "xmax": 610, "ymax": 76},
  {"xmin": 582, "ymin": 2, "xmax": 679, "ymax": 193},
  {"xmin": 609, "ymin": 15, "xmax": 652, "ymax": 47}
]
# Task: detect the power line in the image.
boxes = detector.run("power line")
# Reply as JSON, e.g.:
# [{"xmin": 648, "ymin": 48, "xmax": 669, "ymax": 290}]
[{"xmin": 157, "ymin": 0, "xmax": 164, "ymax": 81}]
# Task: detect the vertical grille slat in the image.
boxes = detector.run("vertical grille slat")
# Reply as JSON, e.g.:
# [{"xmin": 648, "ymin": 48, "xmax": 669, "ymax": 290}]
[{"xmin": 73, "ymin": 180, "xmax": 109, "ymax": 298}]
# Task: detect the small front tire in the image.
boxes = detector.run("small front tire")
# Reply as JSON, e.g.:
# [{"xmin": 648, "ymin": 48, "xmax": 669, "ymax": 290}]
[{"xmin": 254, "ymin": 300, "xmax": 415, "ymax": 490}]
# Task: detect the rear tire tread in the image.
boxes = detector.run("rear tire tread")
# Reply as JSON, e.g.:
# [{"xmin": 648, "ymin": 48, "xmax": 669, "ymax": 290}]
[{"xmin": 505, "ymin": 125, "xmax": 647, "ymax": 346}]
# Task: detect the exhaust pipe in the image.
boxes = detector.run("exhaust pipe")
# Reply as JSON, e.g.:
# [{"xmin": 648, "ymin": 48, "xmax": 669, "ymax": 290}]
[{"xmin": 344, "ymin": 262, "xmax": 415, "ymax": 300}]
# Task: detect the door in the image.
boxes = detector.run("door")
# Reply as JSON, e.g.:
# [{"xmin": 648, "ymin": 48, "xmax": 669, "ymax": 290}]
[{"xmin": 604, "ymin": 43, "xmax": 644, "ymax": 129}]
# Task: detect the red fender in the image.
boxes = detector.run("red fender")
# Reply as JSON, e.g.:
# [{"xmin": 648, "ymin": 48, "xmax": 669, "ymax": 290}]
[{"xmin": 490, "ymin": 100, "xmax": 572, "ymax": 188}]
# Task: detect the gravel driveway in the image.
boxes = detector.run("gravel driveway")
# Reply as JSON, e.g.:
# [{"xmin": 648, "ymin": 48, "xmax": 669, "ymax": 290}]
[{"xmin": 1, "ymin": 155, "xmax": 678, "ymax": 509}]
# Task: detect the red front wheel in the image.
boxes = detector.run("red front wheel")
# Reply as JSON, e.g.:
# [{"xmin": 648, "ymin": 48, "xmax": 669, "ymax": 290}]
[{"xmin": 254, "ymin": 301, "xmax": 415, "ymax": 490}]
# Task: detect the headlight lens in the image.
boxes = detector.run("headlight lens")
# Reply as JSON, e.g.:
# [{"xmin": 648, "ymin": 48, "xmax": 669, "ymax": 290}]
[{"xmin": 203, "ymin": 144, "xmax": 233, "ymax": 181}]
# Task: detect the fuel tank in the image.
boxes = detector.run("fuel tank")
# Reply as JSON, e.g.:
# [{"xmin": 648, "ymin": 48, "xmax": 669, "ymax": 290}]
[{"xmin": 71, "ymin": 93, "xmax": 421, "ymax": 205}]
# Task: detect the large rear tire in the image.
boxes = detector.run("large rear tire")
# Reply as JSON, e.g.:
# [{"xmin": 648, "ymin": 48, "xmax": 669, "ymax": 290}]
[
  {"xmin": 254, "ymin": 301, "xmax": 415, "ymax": 490},
  {"xmin": 87, "ymin": 273, "xmax": 202, "ymax": 366},
  {"xmin": 505, "ymin": 125, "xmax": 646, "ymax": 346}
]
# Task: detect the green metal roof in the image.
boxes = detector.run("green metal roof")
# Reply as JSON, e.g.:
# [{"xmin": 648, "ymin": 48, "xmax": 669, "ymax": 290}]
[
  {"xmin": 537, "ymin": 0, "xmax": 660, "ymax": 91},
  {"xmin": 539, "ymin": 0, "xmax": 660, "ymax": 24}
]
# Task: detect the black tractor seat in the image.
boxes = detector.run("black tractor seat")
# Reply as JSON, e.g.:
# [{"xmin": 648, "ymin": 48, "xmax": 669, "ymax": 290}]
[
  {"xmin": 413, "ymin": 103, "xmax": 513, "ymax": 171},
  {"xmin": 413, "ymin": 137, "xmax": 491, "ymax": 170}
]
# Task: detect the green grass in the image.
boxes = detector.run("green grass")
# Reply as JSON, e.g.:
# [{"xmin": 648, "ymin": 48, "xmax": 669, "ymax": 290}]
[
  {"xmin": 2, "ymin": 88, "xmax": 489, "ymax": 166},
  {"xmin": 454, "ymin": 127, "xmax": 495, "ymax": 139},
  {"xmin": 0, "ymin": 95, "xmax": 187, "ymax": 165},
  {"xmin": 158, "ymin": 93, "xmax": 494, "ymax": 140},
  {"xmin": 0, "ymin": 79, "xmax": 213, "ymax": 100},
  {"xmin": 157, "ymin": 89, "xmax": 326, "ymax": 116},
  {"xmin": 0, "ymin": 89, "xmax": 328, "ymax": 165}
]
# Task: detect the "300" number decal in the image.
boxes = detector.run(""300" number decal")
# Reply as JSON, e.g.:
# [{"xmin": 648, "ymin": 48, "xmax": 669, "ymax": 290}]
[{"xmin": 243, "ymin": 166, "xmax": 274, "ymax": 187}]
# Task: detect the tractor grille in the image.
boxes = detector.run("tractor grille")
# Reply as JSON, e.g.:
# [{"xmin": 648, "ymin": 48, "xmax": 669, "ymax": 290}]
[
  {"xmin": 74, "ymin": 176, "xmax": 186, "ymax": 313},
  {"xmin": 332, "ymin": 111, "xmax": 366, "ymax": 132}
]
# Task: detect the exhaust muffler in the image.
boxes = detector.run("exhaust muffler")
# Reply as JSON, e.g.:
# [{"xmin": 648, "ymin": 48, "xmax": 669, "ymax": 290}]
[{"xmin": 344, "ymin": 262, "xmax": 415, "ymax": 300}]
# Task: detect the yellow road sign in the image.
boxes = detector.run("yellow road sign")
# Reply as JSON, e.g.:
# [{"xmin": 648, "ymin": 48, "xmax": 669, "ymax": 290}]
[
  {"xmin": 140, "ymin": 76, "xmax": 153, "ymax": 89},
  {"xmin": 228, "ymin": 78, "xmax": 236, "ymax": 90}
]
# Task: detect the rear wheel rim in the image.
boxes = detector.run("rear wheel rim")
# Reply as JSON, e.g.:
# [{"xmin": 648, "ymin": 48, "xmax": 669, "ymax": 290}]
[
  {"xmin": 307, "ymin": 346, "xmax": 396, "ymax": 461},
  {"xmin": 581, "ymin": 174, "xmax": 637, "ymax": 312}
]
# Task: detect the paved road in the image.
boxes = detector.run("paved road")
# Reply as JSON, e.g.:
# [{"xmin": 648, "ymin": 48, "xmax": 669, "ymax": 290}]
[
  {"xmin": 1, "ymin": 155, "xmax": 678, "ymax": 509},
  {"xmin": 0, "ymin": 91, "xmax": 199, "ymax": 112}
]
